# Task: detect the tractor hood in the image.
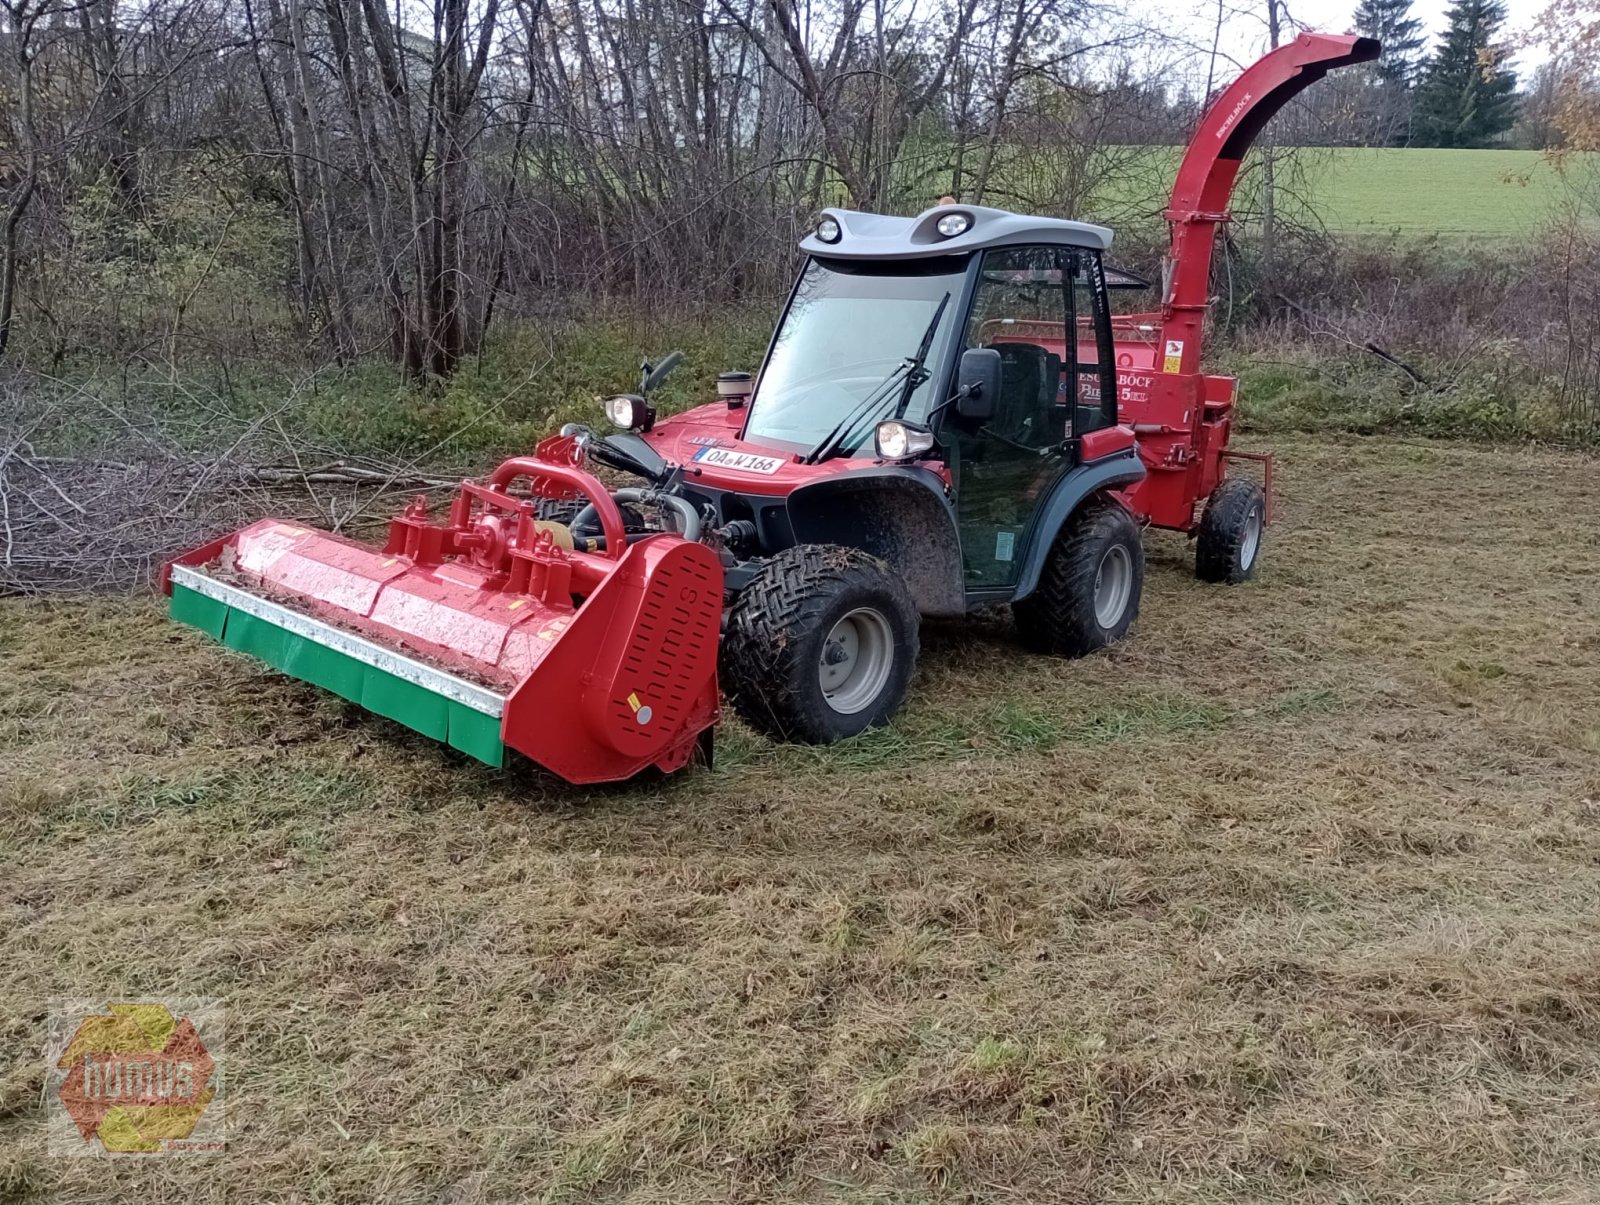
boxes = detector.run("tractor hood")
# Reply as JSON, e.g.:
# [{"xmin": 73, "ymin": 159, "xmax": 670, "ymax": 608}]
[{"xmin": 641, "ymin": 402, "xmax": 944, "ymax": 495}]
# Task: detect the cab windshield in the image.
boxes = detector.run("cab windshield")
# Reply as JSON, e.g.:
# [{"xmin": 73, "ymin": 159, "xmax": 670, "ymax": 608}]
[{"xmin": 743, "ymin": 256, "xmax": 968, "ymax": 455}]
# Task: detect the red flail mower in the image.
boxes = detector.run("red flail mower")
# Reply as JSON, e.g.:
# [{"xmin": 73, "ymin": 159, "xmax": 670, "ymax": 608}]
[{"xmin": 165, "ymin": 35, "xmax": 1379, "ymax": 784}]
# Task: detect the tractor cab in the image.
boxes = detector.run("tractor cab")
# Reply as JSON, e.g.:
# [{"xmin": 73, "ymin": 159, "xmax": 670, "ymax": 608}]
[
  {"xmin": 765, "ymin": 204, "xmax": 1134, "ymax": 474},
  {"xmin": 640, "ymin": 204, "xmax": 1145, "ymax": 615}
]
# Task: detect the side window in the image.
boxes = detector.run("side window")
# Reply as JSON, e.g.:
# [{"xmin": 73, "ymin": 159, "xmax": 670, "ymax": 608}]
[
  {"xmin": 961, "ymin": 245, "xmax": 1119, "ymax": 445},
  {"xmin": 962, "ymin": 246, "xmax": 1070, "ymax": 451}
]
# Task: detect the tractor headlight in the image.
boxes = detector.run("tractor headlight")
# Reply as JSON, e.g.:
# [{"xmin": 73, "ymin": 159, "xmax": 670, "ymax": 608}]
[
  {"xmin": 935, "ymin": 212, "xmax": 972, "ymax": 238},
  {"xmin": 875, "ymin": 420, "xmax": 935, "ymax": 461},
  {"xmin": 604, "ymin": 394, "xmax": 648, "ymax": 430},
  {"xmin": 815, "ymin": 217, "xmax": 842, "ymax": 244}
]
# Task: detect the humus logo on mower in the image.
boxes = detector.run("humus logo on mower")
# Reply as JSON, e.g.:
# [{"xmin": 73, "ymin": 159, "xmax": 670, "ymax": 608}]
[{"xmin": 48, "ymin": 1000, "xmax": 224, "ymax": 1155}]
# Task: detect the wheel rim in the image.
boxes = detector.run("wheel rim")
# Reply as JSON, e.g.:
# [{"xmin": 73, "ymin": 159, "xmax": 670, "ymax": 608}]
[
  {"xmin": 1093, "ymin": 545, "xmax": 1133, "ymax": 628},
  {"xmin": 1240, "ymin": 505, "xmax": 1263, "ymax": 569},
  {"xmin": 818, "ymin": 607, "xmax": 895, "ymax": 715}
]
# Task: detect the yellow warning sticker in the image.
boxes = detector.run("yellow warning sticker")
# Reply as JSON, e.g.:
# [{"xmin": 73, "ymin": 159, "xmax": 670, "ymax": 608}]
[
  {"xmin": 626, "ymin": 692, "xmax": 642, "ymax": 713},
  {"xmin": 1163, "ymin": 339, "xmax": 1184, "ymax": 374},
  {"xmin": 508, "ymin": 599, "xmax": 527, "ymax": 611}
]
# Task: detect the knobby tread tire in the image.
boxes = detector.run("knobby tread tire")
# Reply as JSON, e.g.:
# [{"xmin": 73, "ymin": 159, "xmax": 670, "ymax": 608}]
[
  {"xmin": 721, "ymin": 544, "xmax": 919, "ymax": 744},
  {"xmin": 1195, "ymin": 477, "xmax": 1266, "ymax": 584},
  {"xmin": 1013, "ymin": 496, "xmax": 1144, "ymax": 657}
]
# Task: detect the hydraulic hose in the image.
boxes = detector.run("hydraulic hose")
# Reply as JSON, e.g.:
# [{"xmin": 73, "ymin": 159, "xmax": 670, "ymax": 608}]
[{"xmin": 571, "ymin": 488, "xmax": 701, "ymax": 544}]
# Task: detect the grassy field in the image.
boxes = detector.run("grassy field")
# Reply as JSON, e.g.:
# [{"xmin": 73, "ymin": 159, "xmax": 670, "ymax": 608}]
[
  {"xmin": 1306, "ymin": 148, "xmax": 1582, "ymax": 239},
  {"xmin": 1061, "ymin": 146, "xmax": 1589, "ymax": 240},
  {"xmin": 4, "ymin": 433, "xmax": 1600, "ymax": 1202}
]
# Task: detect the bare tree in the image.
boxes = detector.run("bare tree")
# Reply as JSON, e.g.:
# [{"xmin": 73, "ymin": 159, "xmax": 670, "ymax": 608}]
[
  {"xmin": 0, "ymin": 0, "xmax": 1206, "ymax": 376},
  {"xmin": 0, "ymin": 0, "xmax": 47, "ymax": 362}
]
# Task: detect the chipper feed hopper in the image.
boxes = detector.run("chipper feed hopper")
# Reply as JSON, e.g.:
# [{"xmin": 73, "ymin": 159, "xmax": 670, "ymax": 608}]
[{"xmin": 164, "ymin": 34, "xmax": 1378, "ymax": 784}]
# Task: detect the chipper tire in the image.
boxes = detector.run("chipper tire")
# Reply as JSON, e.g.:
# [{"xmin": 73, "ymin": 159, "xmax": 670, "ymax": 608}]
[
  {"xmin": 1013, "ymin": 497, "xmax": 1143, "ymax": 657},
  {"xmin": 722, "ymin": 544, "xmax": 919, "ymax": 744},
  {"xmin": 1195, "ymin": 477, "xmax": 1266, "ymax": 584}
]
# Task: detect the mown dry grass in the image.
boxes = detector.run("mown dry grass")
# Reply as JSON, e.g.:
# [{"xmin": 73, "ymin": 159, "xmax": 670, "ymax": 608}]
[{"xmin": 3, "ymin": 434, "xmax": 1600, "ymax": 1203}]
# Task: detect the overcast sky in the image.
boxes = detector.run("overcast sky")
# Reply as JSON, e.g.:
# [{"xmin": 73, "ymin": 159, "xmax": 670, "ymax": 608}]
[{"xmin": 1146, "ymin": 0, "xmax": 1548, "ymax": 91}]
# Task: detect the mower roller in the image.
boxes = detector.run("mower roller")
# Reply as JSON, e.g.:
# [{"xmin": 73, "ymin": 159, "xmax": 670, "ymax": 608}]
[{"xmin": 164, "ymin": 34, "xmax": 1378, "ymax": 784}]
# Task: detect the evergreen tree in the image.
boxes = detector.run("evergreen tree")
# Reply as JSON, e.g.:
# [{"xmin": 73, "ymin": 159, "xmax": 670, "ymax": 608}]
[
  {"xmin": 1412, "ymin": 0, "xmax": 1519, "ymax": 147},
  {"xmin": 1353, "ymin": 0, "xmax": 1427, "ymax": 143},
  {"xmin": 1355, "ymin": 0, "xmax": 1426, "ymax": 87}
]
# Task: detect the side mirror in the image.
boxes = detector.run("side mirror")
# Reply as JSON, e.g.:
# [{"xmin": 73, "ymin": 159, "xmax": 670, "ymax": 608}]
[
  {"xmin": 955, "ymin": 348, "xmax": 1001, "ymax": 421},
  {"xmin": 640, "ymin": 350, "xmax": 684, "ymax": 395}
]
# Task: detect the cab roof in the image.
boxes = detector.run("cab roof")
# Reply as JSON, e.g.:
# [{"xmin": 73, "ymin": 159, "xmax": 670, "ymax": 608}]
[{"xmin": 799, "ymin": 203, "xmax": 1114, "ymax": 260}]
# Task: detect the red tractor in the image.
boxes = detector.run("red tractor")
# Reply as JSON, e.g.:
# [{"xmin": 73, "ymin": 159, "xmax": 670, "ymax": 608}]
[{"xmin": 165, "ymin": 34, "xmax": 1378, "ymax": 783}]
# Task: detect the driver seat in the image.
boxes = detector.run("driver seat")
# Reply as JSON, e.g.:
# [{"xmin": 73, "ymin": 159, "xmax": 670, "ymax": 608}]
[{"xmin": 992, "ymin": 343, "xmax": 1060, "ymax": 448}]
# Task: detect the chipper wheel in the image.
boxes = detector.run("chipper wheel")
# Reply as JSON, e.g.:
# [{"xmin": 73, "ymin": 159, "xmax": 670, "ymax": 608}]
[
  {"xmin": 1013, "ymin": 497, "xmax": 1144, "ymax": 657},
  {"xmin": 721, "ymin": 545, "xmax": 919, "ymax": 744},
  {"xmin": 1194, "ymin": 477, "xmax": 1266, "ymax": 584}
]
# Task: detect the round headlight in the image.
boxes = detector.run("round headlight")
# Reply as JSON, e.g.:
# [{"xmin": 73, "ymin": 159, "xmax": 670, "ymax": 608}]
[
  {"xmin": 875, "ymin": 419, "xmax": 935, "ymax": 461},
  {"xmin": 815, "ymin": 217, "xmax": 842, "ymax": 244},
  {"xmin": 935, "ymin": 212, "xmax": 971, "ymax": 238},
  {"xmin": 877, "ymin": 422, "xmax": 909, "ymax": 460},
  {"xmin": 604, "ymin": 394, "xmax": 645, "ymax": 429}
]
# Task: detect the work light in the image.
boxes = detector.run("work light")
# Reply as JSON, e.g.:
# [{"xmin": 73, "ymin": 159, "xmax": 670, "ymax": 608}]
[
  {"xmin": 604, "ymin": 394, "xmax": 648, "ymax": 430},
  {"xmin": 815, "ymin": 217, "xmax": 842, "ymax": 243},
  {"xmin": 935, "ymin": 212, "xmax": 971, "ymax": 238}
]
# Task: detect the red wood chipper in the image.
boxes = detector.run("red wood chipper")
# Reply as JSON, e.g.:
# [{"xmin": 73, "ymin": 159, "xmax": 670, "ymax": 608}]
[{"xmin": 164, "ymin": 34, "xmax": 1378, "ymax": 783}]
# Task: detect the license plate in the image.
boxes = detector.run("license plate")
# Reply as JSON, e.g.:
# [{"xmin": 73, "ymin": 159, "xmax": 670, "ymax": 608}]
[{"xmin": 692, "ymin": 447, "xmax": 786, "ymax": 475}]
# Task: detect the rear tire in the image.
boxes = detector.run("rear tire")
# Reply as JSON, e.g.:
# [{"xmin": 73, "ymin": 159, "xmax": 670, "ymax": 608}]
[
  {"xmin": 721, "ymin": 545, "xmax": 919, "ymax": 744},
  {"xmin": 1195, "ymin": 477, "xmax": 1266, "ymax": 584},
  {"xmin": 1013, "ymin": 497, "xmax": 1144, "ymax": 656}
]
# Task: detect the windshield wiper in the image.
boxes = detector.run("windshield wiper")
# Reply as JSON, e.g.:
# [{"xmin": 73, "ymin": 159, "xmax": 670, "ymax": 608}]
[
  {"xmin": 890, "ymin": 290, "xmax": 951, "ymax": 420},
  {"xmin": 800, "ymin": 363, "xmax": 910, "ymax": 466},
  {"xmin": 802, "ymin": 290, "xmax": 952, "ymax": 465}
]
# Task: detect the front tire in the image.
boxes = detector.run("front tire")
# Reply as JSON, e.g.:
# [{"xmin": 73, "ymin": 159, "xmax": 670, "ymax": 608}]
[
  {"xmin": 1195, "ymin": 477, "xmax": 1265, "ymax": 584},
  {"xmin": 721, "ymin": 545, "xmax": 919, "ymax": 744},
  {"xmin": 1013, "ymin": 497, "xmax": 1144, "ymax": 656}
]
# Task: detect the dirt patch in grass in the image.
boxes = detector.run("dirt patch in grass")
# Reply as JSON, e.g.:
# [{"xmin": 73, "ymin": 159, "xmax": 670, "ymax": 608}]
[{"xmin": 3, "ymin": 434, "xmax": 1600, "ymax": 1202}]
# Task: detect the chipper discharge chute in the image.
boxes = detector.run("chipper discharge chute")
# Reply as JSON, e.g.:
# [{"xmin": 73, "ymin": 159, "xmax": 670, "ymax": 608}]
[{"xmin": 162, "ymin": 443, "xmax": 723, "ymax": 784}]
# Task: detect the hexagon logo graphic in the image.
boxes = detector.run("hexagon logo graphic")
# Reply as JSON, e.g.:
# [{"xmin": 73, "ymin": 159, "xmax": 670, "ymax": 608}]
[{"xmin": 49, "ymin": 1000, "xmax": 225, "ymax": 1156}]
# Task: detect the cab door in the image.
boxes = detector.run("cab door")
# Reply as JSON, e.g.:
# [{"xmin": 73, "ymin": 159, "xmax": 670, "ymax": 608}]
[{"xmin": 947, "ymin": 245, "xmax": 1117, "ymax": 590}]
